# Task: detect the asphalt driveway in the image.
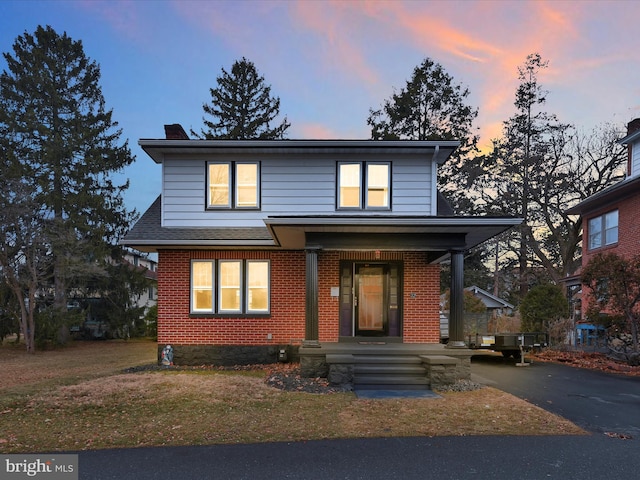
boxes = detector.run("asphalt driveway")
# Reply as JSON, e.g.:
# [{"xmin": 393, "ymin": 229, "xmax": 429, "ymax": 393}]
[{"xmin": 471, "ymin": 352, "xmax": 640, "ymax": 437}]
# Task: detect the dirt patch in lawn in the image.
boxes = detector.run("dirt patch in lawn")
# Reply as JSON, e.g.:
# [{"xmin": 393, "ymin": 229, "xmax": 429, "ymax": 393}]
[{"xmin": 0, "ymin": 340, "xmax": 586, "ymax": 453}]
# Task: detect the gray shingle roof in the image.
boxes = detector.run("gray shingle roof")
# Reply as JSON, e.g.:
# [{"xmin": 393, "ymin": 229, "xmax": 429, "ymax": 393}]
[{"xmin": 122, "ymin": 196, "xmax": 276, "ymax": 250}]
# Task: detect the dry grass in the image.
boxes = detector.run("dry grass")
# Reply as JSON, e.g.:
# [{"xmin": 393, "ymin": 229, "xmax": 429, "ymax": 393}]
[{"xmin": 0, "ymin": 340, "xmax": 585, "ymax": 453}]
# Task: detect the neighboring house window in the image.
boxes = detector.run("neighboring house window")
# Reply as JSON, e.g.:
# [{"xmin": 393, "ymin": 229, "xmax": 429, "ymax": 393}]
[
  {"xmin": 337, "ymin": 162, "xmax": 390, "ymax": 210},
  {"xmin": 588, "ymin": 210, "xmax": 618, "ymax": 250},
  {"xmin": 190, "ymin": 259, "xmax": 270, "ymax": 314},
  {"xmin": 207, "ymin": 162, "xmax": 259, "ymax": 209}
]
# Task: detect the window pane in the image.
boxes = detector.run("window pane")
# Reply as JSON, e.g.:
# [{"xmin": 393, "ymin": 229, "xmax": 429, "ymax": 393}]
[
  {"xmin": 219, "ymin": 261, "xmax": 241, "ymax": 311},
  {"xmin": 208, "ymin": 163, "xmax": 230, "ymax": 207},
  {"xmin": 367, "ymin": 164, "xmax": 389, "ymax": 208},
  {"xmin": 605, "ymin": 210, "xmax": 618, "ymax": 245},
  {"xmin": 339, "ymin": 163, "xmax": 361, "ymax": 208},
  {"xmin": 247, "ymin": 261, "xmax": 269, "ymax": 312},
  {"xmin": 588, "ymin": 217, "xmax": 602, "ymax": 249},
  {"xmin": 192, "ymin": 261, "xmax": 213, "ymax": 311},
  {"xmin": 236, "ymin": 163, "xmax": 258, "ymax": 207}
]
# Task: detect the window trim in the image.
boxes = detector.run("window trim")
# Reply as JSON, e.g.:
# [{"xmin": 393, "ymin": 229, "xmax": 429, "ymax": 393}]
[
  {"xmin": 337, "ymin": 161, "xmax": 391, "ymax": 211},
  {"xmin": 337, "ymin": 162, "xmax": 362, "ymax": 209},
  {"xmin": 246, "ymin": 259, "xmax": 270, "ymax": 313},
  {"xmin": 218, "ymin": 260, "xmax": 242, "ymax": 313},
  {"xmin": 365, "ymin": 162, "xmax": 391, "ymax": 209},
  {"xmin": 206, "ymin": 161, "xmax": 260, "ymax": 210},
  {"xmin": 207, "ymin": 162, "xmax": 232, "ymax": 208},
  {"xmin": 191, "ymin": 260, "xmax": 214, "ymax": 313},
  {"xmin": 588, "ymin": 210, "xmax": 618, "ymax": 250},
  {"xmin": 189, "ymin": 259, "xmax": 270, "ymax": 315}
]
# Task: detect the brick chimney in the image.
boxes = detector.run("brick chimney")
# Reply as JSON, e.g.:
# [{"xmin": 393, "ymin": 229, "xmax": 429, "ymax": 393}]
[
  {"xmin": 164, "ymin": 124, "xmax": 189, "ymax": 140},
  {"xmin": 626, "ymin": 118, "xmax": 640, "ymax": 176}
]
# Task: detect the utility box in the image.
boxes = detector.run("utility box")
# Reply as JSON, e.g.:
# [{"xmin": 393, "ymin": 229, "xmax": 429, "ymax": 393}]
[{"xmin": 278, "ymin": 347, "xmax": 289, "ymax": 362}]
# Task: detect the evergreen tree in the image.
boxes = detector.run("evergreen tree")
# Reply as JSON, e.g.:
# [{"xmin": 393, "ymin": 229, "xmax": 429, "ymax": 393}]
[
  {"xmin": 367, "ymin": 57, "xmax": 480, "ymax": 213},
  {"xmin": 520, "ymin": 284, "xmax": 568, "ymax": 333},
  {"xmin": 0, "ymin": 25, "xmax": 136, "ymax": 348},
  {"xmin": 193, "ymin": 57, "xmax": 290, "ymax": 139}
]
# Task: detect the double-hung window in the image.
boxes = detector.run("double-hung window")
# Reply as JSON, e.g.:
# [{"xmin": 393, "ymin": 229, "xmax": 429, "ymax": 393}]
[
  {"xmin": 207, "ymin": 162, "xmax": 259, "ymax": 209},
  {"xmin": 337, "ymin": 162, "xmax": 390, "ymax": 210},
  {"xmin": 191, "ymin": 259, "xmax": 270, "ymax": 314},
  {"xmin": 588, "ymin": 210, "xmax": 618, "ymax": 250}
]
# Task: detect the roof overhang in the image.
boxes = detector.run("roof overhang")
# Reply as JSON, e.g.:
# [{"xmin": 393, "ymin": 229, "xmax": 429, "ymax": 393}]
[
  {"xmin": 566, "ymin": 175, "xmax": 640, "ymax": 215},
  {"xmin": 138, "ymin": 139, "xmax": 460, "ymax": 165},
  {"xmin": 264, "ymin": 216, "xmax": 522, "ymax": 259}
]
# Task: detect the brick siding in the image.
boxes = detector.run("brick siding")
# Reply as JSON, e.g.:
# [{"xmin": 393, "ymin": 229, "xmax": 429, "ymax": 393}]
[
  {"xmin": 580, "ymin": 193, "xmax": 640, "ymax": 317},
  {"xmin": 157, "ymin": 250, "xmax": 441, "ymax": 346}
]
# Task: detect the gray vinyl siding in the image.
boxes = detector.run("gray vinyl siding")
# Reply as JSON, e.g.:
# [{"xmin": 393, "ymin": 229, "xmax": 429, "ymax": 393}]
[
  {"xmin": 161, "ymin": 155, "xmax": 435, "ymax": 227},
  {"xmin": 632, "ymin": 139, "xmax": 640, "ymax": 178}
]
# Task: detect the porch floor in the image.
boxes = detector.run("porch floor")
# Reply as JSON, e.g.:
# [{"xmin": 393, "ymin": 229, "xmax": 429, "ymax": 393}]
[{"xmin": 299, "ymin": 341, "xmax": 473, "ymax": 358}]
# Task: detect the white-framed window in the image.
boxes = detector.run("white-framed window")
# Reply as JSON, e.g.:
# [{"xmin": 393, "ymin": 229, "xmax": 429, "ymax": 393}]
[
  {"xmin": 588, "ymin": 210, "xmax": 618, "ymax": 250},
  {"xmin": 366, "ymin": 163, "xmax": 390, "ymax": 208},
  {"xmin": 218, "ymin": 260, "xmax": 242, "ymax": 313},
  {"xmin": 207, "ymin": 162, "xmax": 259, "ymax": 209},
  {"xmin": 235, "ymin": 163, "xmax": 259, "ymax": 207},
  {"xmin": 337, "ymin": 162, "xmax": 390, "ymax": 210},
  {"xmin": 191, "ymin": 261, "xmax": 214, "ymax": 312},
  {"xmin": 247, "ymin": 260, "xmax": 269, "ymax": 313},
  {"xmin": 190, "ymin": 259, "xmax": 270, "ymax": 314},
  {"xmin": 338, "ymin": 163, "xmax": 362, "ymax": 208}
]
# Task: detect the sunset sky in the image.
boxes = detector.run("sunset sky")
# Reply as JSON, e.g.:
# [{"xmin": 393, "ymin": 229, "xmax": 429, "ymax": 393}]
[{"xmin": 1, "ymin": 0, "xmax": 639, "ymax": 215}]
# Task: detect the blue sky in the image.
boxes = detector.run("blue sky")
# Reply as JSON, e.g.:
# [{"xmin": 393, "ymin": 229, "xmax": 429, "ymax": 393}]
[{"xmin": 1, "ymin": 0, "xmax": 639, "ymax": 217}]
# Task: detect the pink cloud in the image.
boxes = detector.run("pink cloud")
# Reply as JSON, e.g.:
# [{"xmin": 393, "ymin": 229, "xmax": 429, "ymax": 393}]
[{"xmin": 290, "ymin": 1, "xmax": 379, "ymax": 86}]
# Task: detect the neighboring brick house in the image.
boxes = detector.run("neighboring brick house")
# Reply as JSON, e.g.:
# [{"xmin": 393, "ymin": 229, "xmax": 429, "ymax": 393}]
[
  {"xmin": 123, "ymin": 124, "xmax": 520, "ymax": 387},
  {"xmin": 566, "ymin": 118, "xmax": 640, "ymax": 321}
]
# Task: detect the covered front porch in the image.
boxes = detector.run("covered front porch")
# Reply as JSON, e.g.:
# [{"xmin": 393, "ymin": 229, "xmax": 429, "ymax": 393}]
[{"xmin": 265, "ymin": 215, "xmax": 521, "ymax": 389}]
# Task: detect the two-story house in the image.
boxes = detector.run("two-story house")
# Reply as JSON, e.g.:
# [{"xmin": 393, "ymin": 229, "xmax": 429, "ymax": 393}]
[
  {"xmin": 567, "ymin": 118, "xmax": 640, "ymax": 324},
  {"xmin": 123, "ymin": 124, "xmax": 520, "ymax": 388}
]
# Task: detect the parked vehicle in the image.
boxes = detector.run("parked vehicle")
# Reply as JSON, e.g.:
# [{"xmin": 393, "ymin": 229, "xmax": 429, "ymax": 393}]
[{"xmin": 467, "ymin": 332, "xmax": 548, "ymax": 360}]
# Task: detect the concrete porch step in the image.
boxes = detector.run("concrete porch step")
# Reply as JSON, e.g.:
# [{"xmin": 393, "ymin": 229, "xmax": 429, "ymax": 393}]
[
  {"xmin": 354, "ymin": 364, "xmax": 425, "ymax": 375},
  {"xmin": 353, "ymin": 374, "xmax": 429, "ymax": 386},
  {"xmin": 355, "ymin": 380, "xmax": 429, "ymax": 391},
  {"xmin": 351, "ymin": 355, "xmax": 423, "ymax": 364}
]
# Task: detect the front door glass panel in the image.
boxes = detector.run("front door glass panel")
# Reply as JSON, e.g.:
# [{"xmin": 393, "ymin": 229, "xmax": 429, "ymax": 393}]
[{"xmin": 356, "ymin": 265, "xmax": 385, "ymax": 334}]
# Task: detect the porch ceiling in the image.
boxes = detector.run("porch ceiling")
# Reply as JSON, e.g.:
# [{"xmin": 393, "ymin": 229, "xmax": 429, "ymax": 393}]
[{"xmin": 264, "ymin": 216, "xmax": 522, "ymax": 255}]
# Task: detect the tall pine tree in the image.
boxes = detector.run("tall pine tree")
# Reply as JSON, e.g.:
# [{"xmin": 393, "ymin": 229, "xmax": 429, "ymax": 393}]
[
  {"xmin": 193, "ymin": 57, "xmax": 290, "ymax": 139},
  {"xmin": 367, "ymin": 57, "xmax": 480, "ymax": 214},
  {"xmin": 0, "ymin": 25, "xmax": 136, "ymax": 348}
]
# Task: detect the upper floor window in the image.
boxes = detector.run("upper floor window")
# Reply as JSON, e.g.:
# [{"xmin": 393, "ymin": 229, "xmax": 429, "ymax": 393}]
[
  {"xmin": 207, "ymin": 162, "xmax": 259, "ymax": 209},
  {"xmin": 338, "ymin": 162, "xmax": 390, "ymax": 210},
  {"xmin": 588, "ymin": 210, "xmax": 618, "ymax": 250},
  {"xmin": 191, "ymin": 259, "xmax": 270, "ymax": 315}
]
